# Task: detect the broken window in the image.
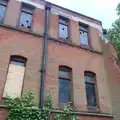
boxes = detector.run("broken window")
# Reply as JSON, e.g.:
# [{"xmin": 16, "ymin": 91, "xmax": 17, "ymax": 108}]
[
  {"xmin": 19, "ymin": 3, "xmax": 34, "ymax": 29},
  {"xmin": 0, "ymin": 0, "xmax": 8, "ymax": 22},
  {"xmin": 80, "ymin": 24, "xmax": 88, "ymax": 45},
  {"xmin": 59, "ymin": 17, "xmax": 69, "ymax": 40}
]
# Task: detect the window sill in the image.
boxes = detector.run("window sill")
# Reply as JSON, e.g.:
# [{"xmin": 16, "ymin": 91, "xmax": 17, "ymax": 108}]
[
  {"xmin": 50, "ymin": 109, "xmax": 113, "ymax": 118},
  {"xmin": 80, "ymin": 44, "xmax": 93, "ymax": 50},
  {"xmin": 59, "ymin": 37, "xmax": 70, "ymax": 42},
  {"xmin": 0, "ymin": 23, "xmax": 102, "ymax": 55},
  {"xmin": 58, "ymin": 103, "xmax": 66, "ymax": 109},
  {"xmin": 87, "ymin": 106, "xmax": 100, "ymax": 113},
  {"xmin": 18, "ymin": 26, "xmax": 31, "ymax": 32},
  {"xmin": 58, "ymin": 101, "xmax": 73, "ymax": 109}
]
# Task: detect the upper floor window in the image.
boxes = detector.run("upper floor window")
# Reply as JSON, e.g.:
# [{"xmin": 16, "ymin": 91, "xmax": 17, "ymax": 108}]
[
  {"xmin": 3, "ymin": 55, "xmax": 27, "ymax": 98},
  {"xmin": 19, "ymin": 3, "xmax": 34, "ymax": 30},
  {"xmin": 59, "ymin": 66, "xmax": 72, "ymax": 104},
  {"xmin": 80, "ymin": 24, "xmax": 88, "ymax": 45},
  {"xmin": 0, "ymin": 0, "xmax": 8, "ymax": 23},
  {"xmin": 84, "ymin": 71, "xmax": 98, "ymax": 107},
  {"xmin": 59, "ymin": 17, "xmax": 69, "ymax": 40}
]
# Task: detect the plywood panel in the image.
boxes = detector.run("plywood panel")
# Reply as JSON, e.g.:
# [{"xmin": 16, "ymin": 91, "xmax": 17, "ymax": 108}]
[{"xmin": 3, "ymin": 65, "xmax": 25, "ymax": 98}]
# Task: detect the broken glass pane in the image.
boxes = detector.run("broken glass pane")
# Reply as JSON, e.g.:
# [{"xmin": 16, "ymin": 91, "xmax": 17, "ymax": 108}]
[
  {"xmin": 59, "ymin": 24, "xmax": 68, "ymax": 39},
  {"xmin": 19, "ymin": 12, "xmax": 32, "ymax": 29},
  {"xmin": 80, "ymin": 30, "xmax": 88, "ymax": 45}
]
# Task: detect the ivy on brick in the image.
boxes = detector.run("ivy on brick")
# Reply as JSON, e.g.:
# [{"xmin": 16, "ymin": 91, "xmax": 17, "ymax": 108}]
[{"xmin": 5, "ymin": 91, "xmax": 78, "ymax": 120}]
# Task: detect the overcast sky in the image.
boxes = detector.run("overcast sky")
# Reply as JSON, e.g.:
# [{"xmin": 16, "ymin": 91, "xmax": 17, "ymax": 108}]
[{"xmin": 46, "ymin": 0, "xmax": 120, "ymax": 29}]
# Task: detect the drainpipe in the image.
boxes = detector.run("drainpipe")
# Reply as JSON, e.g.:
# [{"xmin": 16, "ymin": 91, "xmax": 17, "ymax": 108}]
[{"xmin": 40, "ymin": 2, "xmax": 51, "ymax": 109}]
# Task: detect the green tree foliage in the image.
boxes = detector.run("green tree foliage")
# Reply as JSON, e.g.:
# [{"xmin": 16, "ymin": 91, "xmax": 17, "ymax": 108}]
[
  {"xmin": 53, "ymin": 104, "xmax": 78, "ymax": 120},
  {"xmin": 5, "ymin": 91, "xmax": 78, "ymax": 120},
  {"xmin": 107, "ymin": 2, "xmax": 120, "ymax": 59}
]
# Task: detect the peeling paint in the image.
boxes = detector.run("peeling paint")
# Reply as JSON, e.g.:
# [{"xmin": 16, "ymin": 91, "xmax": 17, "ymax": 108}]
[
  {"xmin": 51, "ymin": 8, "xmax": 103, "ymax": 33},
  {"xmin": 16, "ymin": 0, "xmax": 103, "ymax": 33},
  {"xmin": 99, "ymin": 33, "xmax": 109, "ymax": 44}
]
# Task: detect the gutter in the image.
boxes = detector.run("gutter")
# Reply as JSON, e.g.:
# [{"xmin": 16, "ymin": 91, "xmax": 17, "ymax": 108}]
[{"xmin": 39, "ymin": 2, "xmax": 51, "ymax": 109}]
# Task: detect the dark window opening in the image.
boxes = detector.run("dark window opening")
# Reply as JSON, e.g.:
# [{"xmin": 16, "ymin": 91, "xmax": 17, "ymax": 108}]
[
  {"xmin": 59, "ymin": 66, "xmax": 72, "ymax": 104},
  {"xmin": 0, "ymin": 0, "xmax": 8, "ymax": 22},
  {"xmin": 80, "ymin": 24, "xmax": 88, "ymax": 45},
  {"xmin": 59, "ymin": 17, "xmax": 68, "ymax": 40},
  {"xmin": 19, "ymin": 3, "xmax": 34, "ymax": 29},
  {"xmin": 10, "ymin": 55, "xmax": 27, "ymax": 67},
  {"xmin": 85, "ymin": 71, "xmax": 97, "ymax": 107}
]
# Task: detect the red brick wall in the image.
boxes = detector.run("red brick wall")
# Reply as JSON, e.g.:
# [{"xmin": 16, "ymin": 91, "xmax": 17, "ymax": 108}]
[
  {"xmin": 0, "ymin": 27, "xmax": 112, "ymax": 117},
  {"xmin": 3, "ymin": 0, "xmax": 102, "ymax": 52},
  {"xmin": 49, "ymin": 13, "xmax": 59, "ymax": 39},
  {"xmin": 69, "ymin": 19, "xmax": 80, "ymax": 45},
  {"xmin": 4, "ymin": 0, "xmax": 21, "ymax": 27},
  {"xmin": 0, "ymin": 108, "xmax": 8, "ymax": 120},
  {"xmin": 32, "ymin": 8, "xmax": 45, "ymax": 35},
  {"xmin": 45, "ymin": 40, "xmax": 112, "ymax": 113},
  {"xmin": 101, "ymin": 40, "xmax": 120, "ymax": 120},
  {"xmin": 0, "ymin": 27, "xmax": 43, "ymax": 105}
]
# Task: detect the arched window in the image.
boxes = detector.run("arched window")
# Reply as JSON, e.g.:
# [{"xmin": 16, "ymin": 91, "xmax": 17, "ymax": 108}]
[
  {"xmin": 10, "ymin": 55, "xmax": 27, "ymax": 66},
  {"xmin": 59, "ymin": 65, "xmax": 72, "ymax": 104},
  {"xmin": 3, "ymin": 55, "xmax": 27, "ymax": 98},
  {"xmin": 84, "ymin": 71, "xmax": 98, "ymax": 107}
]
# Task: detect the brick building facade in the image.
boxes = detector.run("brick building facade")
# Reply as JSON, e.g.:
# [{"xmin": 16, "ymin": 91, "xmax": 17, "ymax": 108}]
[
  {"xmin": 101, "ymin": 38, "xmax": 120, "ymax": 120},
  {"xmin": 0, "ymin": 0, "xmax": 118, "ymax": 119}
]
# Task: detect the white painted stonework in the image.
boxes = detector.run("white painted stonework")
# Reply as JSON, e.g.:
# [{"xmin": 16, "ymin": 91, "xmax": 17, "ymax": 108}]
[
  {"xmin": 99, "ymin": 33, "xmax": 109, "ymax": 44},
  {"xmin": 16, "ymin": 0, "xmax": 45, "ymax": 9},
  {"xmin": 51, "ymin": 8, "xmax": 103, "ymax": 33}
]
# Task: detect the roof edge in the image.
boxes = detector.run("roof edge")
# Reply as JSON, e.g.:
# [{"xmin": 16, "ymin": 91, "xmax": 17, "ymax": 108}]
[{"xmin": 43, "ymin": 0, "xmax": 102, "ymax": 24}]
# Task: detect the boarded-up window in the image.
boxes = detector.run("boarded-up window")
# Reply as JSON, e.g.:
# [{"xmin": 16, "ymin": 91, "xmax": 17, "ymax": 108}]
[
  {"xmin": 3, "ymin": 56, "xmax": 27, "ymax": 98},
  {"xmin": 59, "ymin": 66, "xmax": 72, "ymax": 103},
  {"xmin": 80, "ymin": 24, "xmax": 88, "ymax": 45},
  {"xmin": 59, "ymin": 17, "xmax": 69, "ymax": 40},
  {"xmin": 19, "ymin": 3, "xmax": 34, "ymax": 29},
  {"xmin": 84, "ymin": 71, "xmax": 97, "ymax": 107},
  {"xmin": 0, "ymin": 0, "xmax": 7, "ymax": 22}
]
